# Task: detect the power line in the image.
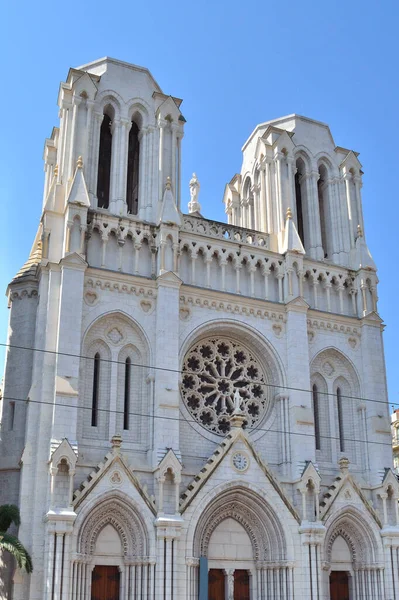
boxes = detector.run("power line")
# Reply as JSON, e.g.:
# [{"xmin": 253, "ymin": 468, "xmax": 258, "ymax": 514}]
[
  {"xmin": 0, "ymin": 342, "xmax": 393, "ymax": 408},
  {"xmin": 0, "ymin": 392, "xmax": 394, "ymax": 450}
]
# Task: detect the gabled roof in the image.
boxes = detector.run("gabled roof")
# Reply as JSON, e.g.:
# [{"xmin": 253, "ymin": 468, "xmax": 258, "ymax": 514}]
[
  {"xmin": 73, "ymin": 444, "xmax": 156, "ymax": 514},
  {"xmin": 179, "ymin": 426, "xmax": 300, "ymax": 522},
  {"xmin": 319, "ymin": 468, "xmax": 382, "ymax": 527}
]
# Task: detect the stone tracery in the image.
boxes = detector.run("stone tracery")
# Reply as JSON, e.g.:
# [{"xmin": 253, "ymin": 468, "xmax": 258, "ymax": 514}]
[{"xmin": 181, "ymin": 336, "xmax": 268, "ymax": 435}]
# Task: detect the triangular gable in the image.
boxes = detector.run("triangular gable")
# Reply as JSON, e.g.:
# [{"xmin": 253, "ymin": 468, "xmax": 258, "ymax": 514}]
[
  {"xmin": 155, "ymin": 95, "xmax": 182, "ymax": 121},
  {"xmin": 381, "ymin": 468, "xmax": 399, "ymax": 492},
  {"xmin": 73, "ymin": 446, "xmax": 156, "ymax": 514},
  {"xmin": 50, "ymin": 438, "xmax": 78, "ymax": 470},
  {"xmin": 71, "ymin": 71, "xmax": 98, "ymax": 100},
  {"xmin": 319, "ymin": 471, "xmax": 382, "ymax": 527},
  {"xmin": 156, "ymin": 448, "xmax": 182, "ymax": 482},
  {"xmin": 339, "ymin": 149, "xmax": 362, "ymax": 171},
  {"xmin": 301, "ymin": 461, "xmax": 321, "ymax": 486},
  {"xmin": 179, "ymin": 427, "xmax": 300, "ymax": 522}
]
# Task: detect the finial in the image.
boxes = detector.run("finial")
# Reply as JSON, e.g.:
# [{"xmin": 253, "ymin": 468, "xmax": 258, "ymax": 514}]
[
  {"xmin": 111, "ymin": 434, "xmax": 122, "ymax": 454},
  {"xmin": 286, "ymin": 207, "xmax": 293, "ymax": 220},
  {"xmin": 339, "ymin": 457, "xmax": 350, "ymax": 474},
  {"xmin": 77, "ymin": 156, "xmax": 83, "ymax": 169},
  {"xmin": 165, "ymin": 176, "xmax": 172, "ymax": 191},
  {"xmin": 357, "ymin": 224, "xmax": 363, "ymax": 238},
  {"xmin": 54, "ymin": 164, "xmax": 58, "ymax": 177},
  {"xmin": 188, "ymin": 173, "xmax": 201, "ymax": 214}
]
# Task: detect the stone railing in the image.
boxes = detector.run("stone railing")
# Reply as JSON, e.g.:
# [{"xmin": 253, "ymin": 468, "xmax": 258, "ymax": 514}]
[{"xmin": 181, "ymin": 214, "xmax": 269, "ymax": 248}]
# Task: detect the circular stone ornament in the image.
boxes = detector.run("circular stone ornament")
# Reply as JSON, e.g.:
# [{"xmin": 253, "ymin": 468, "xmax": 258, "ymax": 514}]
[{"xmin": 181, "ymin": 337, "xmax": 267, "ymax": 436}]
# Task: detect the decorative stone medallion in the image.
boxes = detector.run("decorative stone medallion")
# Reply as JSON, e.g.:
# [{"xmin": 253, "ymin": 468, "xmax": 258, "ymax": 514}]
[
  {"xmin": 322, "ymin": 361, "xmax": 335, "ymax": 377},
  {"xmin": 110, "ymin": 471, "xmax": 123, "ymax": 486},
  {"xmin": 181, "ymin": 337, "xmax": 267, "ymax": 435},
  {"xmin": 232, "ymin": 451, "xmax": 250, "ymax": 472},
  {"xmin": 107, "ymin": 327, "xmax": 124, "ymax": 345}
]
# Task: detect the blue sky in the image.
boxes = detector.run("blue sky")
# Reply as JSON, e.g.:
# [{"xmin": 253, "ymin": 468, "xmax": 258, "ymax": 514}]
[{"xmin": 1, "ymin": 0, "xmax": 398, "ymax": 405}]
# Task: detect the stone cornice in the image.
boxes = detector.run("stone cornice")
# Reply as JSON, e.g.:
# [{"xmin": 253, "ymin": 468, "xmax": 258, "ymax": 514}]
[
  {"xmin": 179, "ymin": 286, "xmax": 286, "ymax": 323},
  {"xmin": 85, "ymin": 270, "xmax": 157, "ymax": 299}
]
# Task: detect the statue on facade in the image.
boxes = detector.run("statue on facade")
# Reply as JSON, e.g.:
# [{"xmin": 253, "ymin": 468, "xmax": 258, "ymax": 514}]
[
  {"xmin": 188, "ymin": 173, "xmax": 201, "ymax": 214},
  {"xmin": 233, "ymin": 388, "xmax": 243, "ymax": 414}
]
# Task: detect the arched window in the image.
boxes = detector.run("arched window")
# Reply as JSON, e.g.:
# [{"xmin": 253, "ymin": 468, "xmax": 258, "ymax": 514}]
[
  {"xmin": 97, "ymin": 112, "xmax": 113, "ymax": 209},
  {"xmin": 126, "ymin": 121, "xmax": 140, "ymax": 215},
  {"xmin": 124, "ymin": 357, "xmax": 131, "ymax": 430},
  {"xmin": 91, "ymin": 353, "xmax": 101, "ymax": 426},
  {"xmin": 318, "ymin": 164, "xmax": 329, "ymax": 258},
  {"xmin": 337, "ymin": 387, "xmax": 345, "ymax": 452},
  {"xmin": 312, "ymin": 384, "xmax": 321, "ymax": 450},
  {"xmin": 295, "ymin": 159, "xmax": 306, "ymax": 246}
]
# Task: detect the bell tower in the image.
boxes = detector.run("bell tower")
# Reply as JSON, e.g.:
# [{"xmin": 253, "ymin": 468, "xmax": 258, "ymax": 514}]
[{"xmin": 42, "ymin": 57, "xmax": 185, "ymax": 230}]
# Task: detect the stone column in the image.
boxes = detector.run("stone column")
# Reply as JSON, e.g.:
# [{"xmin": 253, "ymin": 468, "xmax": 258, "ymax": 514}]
[
  {"xmin": 138, "ymin": 126, "xmax": 148, "ymax": 219},
  {"xmin": 68, "ymin": 96, "xmax": 82, "ymax": 182},
  {"xmin": 119, "ymin": 118, "xmax": 132, "ymax": 213},
  {"xmin": 109, "ymin": 118, "xmax": 121, "ymax": 213}
]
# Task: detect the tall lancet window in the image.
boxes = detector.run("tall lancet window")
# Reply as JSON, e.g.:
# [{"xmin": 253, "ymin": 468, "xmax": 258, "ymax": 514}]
[
  {"xmin": 124, "ymin": 357, "xmax": 131, "ymax": 430},
  {"xmin": 295, "ymin": 158, "xmax": 306, "ymax": 246},
  {"xmin": 126, "ymin": 121, "xmax": 140, "ymax": 215},
  {"xmin": 97, "ymin": 112, "xmax": 113, "ymax": 209},
  {"xmin": 312, "ymin": 384, "xmax": 321, "ymax": 450},
  {"xmin": 337, "ymin": 387, "xmax": 345, "ymax": 452},
  {"xmin": 91, "ymin": 353, "xmax": 101, "ymax": 427}
]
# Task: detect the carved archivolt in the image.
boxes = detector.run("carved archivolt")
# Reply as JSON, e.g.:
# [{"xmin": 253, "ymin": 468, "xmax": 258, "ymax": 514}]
[
  {"xmin": 324, "ymin": 512, "xmax": 378, "ymax": 566},
  {"xmin": 193, "ymin": 488, "xmax": 286, "ymax": 561},
  {"xmin": 78, "ymin": 497, "xmax": 148, "ymax": 557}
]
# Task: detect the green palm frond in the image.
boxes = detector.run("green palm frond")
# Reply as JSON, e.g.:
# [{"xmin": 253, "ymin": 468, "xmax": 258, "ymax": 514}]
[
  {"xmin": 0, "ymin": 504, "xmax": 21, "ymax": 532},
  {"xmin": 0, "ymin": 532, "xmax": 33, "ymax": 573}
]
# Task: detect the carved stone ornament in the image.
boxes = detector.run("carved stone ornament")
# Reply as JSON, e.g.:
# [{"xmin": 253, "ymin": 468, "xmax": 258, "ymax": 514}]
[
  {"xmin": 322, "ymin": 361, "xmax": 335, "ymax": 377},
  {"xmin": 272, "ymin": 323, "xmax": 283, "ymax": 338},
  {"xmin": 110, "ymin": 471, "xmax": 123, "ymax": 486},
  {"xmin": 179, "ymin": 307, "xmax": 191, "ymax": 321},
  {"xmin": 181, "ymin": 337, "xmax": 267, "ymax": 435},
  {"xmin": 348, "ymin": 336, "xmax": 357, "ymax": 349},
  {"xmin": 140, "ymin": 300, "xmax": 153, "ymax": 313},
  {"xmin": 107, "ymin": 327, "xmax": 124, "ymax": 344},
  {"xmin": 84, "ymin": 290, "xmax": 98, "ymax": 306}
]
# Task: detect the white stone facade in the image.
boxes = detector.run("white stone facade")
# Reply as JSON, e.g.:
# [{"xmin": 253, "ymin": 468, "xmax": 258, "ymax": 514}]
[{"xmin": 0, "ymin": 57, "xmax": 397, "ymax": 599}]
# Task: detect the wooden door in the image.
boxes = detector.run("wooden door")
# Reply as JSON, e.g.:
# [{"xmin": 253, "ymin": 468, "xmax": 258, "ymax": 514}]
[
  {"xmin": 208, "ymin": 569, "xmax": 225, "ymax": 600},
  {"xmin": 330, "ymin": 571, "xmax": 349, "ymax": 600},
  {"xmin": 91, "ymin": 565, "xmax": 120, "ymax": 600},
  {"xmin": 234, "ymin": 570, "xmax": 250, "ymax": 600}
]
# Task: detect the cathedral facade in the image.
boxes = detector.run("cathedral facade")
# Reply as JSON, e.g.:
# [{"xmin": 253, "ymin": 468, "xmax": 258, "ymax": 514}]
[{"xmin": 0, "ymin": 57, "xmax": 397, "ymax": 600}]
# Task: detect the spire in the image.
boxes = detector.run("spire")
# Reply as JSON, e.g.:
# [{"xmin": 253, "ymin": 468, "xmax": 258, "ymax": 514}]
[
  {"xmin": 66, "ymin": 156, "xmax": 90, "ymax": 207},
  {"xmin": 188, "ymin": 173, "xmax": 201, "ymax": 214},
  {"xmin": 158, "ymin": 177, "xmax": 181, "ymax": 226},
  {"xmin": 281, "ymin": 207, "xmax": 305, "ymax": 254},
  {"xmin": 353, "ymin": 223, "xmax": 376, "ymax": 270}
]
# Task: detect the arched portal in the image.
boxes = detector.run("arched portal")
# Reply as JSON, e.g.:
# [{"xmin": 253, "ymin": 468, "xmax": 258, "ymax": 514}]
[
  {"xmin": 324, "ymin": 509, "xmax": 383, "ymax": 599},
  {"xmin": 72, "ymin": 495, "xmax": 154, "ymax": 600},
  {"xmin": 190, "ymin": 487, "xmax": 292, "ymax": 599}
]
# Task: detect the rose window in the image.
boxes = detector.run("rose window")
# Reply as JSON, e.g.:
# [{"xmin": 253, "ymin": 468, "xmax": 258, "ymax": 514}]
[{"xmin": 181, "ymin": 337, "xmax": 267, "ymax": 435}]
